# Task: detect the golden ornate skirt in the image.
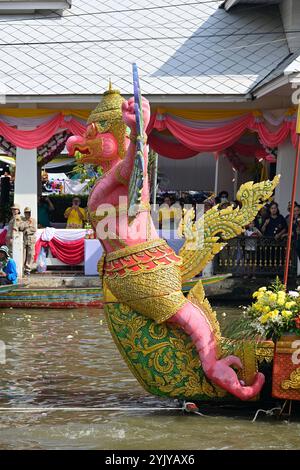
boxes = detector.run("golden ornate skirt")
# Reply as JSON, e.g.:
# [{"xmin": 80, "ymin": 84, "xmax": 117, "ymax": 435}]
[
  {"xmin": 103, "ymin": 239, "xmax": 187, "ymax": 324},
  {"xmin": 272, "ymin": 334, "xmax": 300, "ymax": 401}
]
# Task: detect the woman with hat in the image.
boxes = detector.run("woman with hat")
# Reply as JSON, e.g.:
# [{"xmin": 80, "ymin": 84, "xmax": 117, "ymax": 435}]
[{"xmin": 0, "ymin": 245, "xmax": 18, "ymax": 285}]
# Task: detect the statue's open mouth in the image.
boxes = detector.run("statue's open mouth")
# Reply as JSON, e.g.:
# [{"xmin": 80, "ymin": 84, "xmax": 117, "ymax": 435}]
[{"xmin": 73, "ymin": 146, "xmax": 91, "ymax": 156}]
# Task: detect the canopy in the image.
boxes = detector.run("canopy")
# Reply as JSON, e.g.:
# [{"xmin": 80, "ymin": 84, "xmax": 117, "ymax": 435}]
[{"xmin": 0, "ymin": 155, "xmax": 15, "ymax": 166}]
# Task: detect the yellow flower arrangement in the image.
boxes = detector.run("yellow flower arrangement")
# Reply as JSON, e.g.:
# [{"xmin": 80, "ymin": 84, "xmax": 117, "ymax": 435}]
[{"xmin": 243, "ymin": 279, "xmax": 300, "ymax": 340}]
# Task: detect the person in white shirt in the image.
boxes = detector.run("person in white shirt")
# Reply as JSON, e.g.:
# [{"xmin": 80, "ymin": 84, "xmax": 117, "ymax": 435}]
[{"xmin": 244, "ymin": 221, "xmax": 262, "ymax": 278}]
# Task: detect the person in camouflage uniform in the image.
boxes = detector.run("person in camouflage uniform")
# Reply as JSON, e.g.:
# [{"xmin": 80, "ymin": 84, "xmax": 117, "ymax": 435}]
[
  {"xmin": 5, "ymin": 203, "xmax": 23, "ymax": 250},
  {"xmin": 20, "ymin": 207, "xmax": 37, "ymax": 275}
]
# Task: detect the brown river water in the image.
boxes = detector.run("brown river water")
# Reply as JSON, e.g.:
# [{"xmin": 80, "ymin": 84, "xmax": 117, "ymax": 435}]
[{"xmin": 0, "ymin": 306, "xmax": 300, "ymax": 450}]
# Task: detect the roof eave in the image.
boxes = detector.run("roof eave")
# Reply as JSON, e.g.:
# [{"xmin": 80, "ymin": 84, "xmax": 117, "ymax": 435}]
[
  {"xmin": 221, "ymin": 0, "xmax": 241, "ymax": 11},
  {"xmin": 251, "ymin": 75, "xmax": 290, "ymax": 99},
  {"xmin": 1, "ymin": 93, "xmax": 252, "ymax": 106}
]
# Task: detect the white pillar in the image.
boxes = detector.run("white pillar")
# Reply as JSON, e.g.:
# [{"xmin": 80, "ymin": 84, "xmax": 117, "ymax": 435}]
[
  {"xmin": 276, "ymin": 139, "xmax": 300, "ymax": 214},
  {"xmin": 214, "ymin": 155, "xmax": 219, "ymax": 196},
  {"xmin": 14, "ymin": 147, "xmax": 38, "ymax": 221},
  {"xmin": 217, "ymin": 154, "xmax": 235, "ymax": 200},
  {"xmin": 12, "ymin": 230, "xmax": 23, "ymax": 279}
]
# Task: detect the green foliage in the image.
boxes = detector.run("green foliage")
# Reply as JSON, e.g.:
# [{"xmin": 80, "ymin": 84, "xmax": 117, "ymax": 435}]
[{"xmin": 71, "ymin": 151, "xmax": 102, "ymax": 190}]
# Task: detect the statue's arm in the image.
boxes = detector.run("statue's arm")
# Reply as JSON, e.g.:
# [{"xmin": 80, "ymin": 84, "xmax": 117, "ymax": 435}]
[
  {"xmin": 117, "ymin": 97, "xmax": 150, "ymax": 204},
  {"xmin": 117, "ymin": 138, "xmax": 149, "ymax": 203}
]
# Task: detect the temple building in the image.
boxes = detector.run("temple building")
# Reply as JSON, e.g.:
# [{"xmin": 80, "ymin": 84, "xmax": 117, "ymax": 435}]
[{"xmin": 0, "ymin": 0, "xmax": 300, "ymax": 220}]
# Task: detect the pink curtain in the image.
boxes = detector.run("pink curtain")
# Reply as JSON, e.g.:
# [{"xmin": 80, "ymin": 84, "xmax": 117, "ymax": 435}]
[
  {"xmin": 231, "ymin": 143, "xmax": 276, "ymax": 162},
  {"xmin": 147, "ymin": 112, "xmax": 297, "ymax": 158},
  {"xmin": 35, "ymin": 238, "xmax": 84, "ymax": 265},
  {"xmin": 148, "ymin": 133, "xmax": 198, "ymax": 158},
  {"xmin": 251, "ymin": 121, "xmax": 291, "ymax": 148},
  {"xmin": 156, "ymin": 114, "xmax": 254, "ymax": 152},
  {"xmin": 0, "ymin": 109, "xmax": 296, "ymax": 154},
  {"xmin": 0, "ymin": 229, "xmax": 7, "ymax": 245},
  {"xmin": 0, "ymin": 114, "xmax": 86, "ymax": 148}
]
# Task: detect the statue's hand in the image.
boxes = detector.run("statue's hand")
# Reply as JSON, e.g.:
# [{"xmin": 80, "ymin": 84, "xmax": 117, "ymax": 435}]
[{"xmin": 122, "ymin": 96, "xmax": 150, "ymax": 134}]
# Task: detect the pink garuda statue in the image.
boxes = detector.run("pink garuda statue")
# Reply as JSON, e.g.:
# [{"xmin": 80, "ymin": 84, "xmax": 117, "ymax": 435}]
[{"xmin": 67, "ymin": 71, "xmax": 278, "ymax": 401}]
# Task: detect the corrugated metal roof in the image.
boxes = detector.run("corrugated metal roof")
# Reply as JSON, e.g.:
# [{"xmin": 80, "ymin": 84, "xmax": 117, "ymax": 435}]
[{"xmin": 0, "ymin": 0, "xmax": 291, "ymax": 97}]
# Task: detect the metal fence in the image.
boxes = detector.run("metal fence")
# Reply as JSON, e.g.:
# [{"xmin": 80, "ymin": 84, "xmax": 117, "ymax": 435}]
[{"xmin": 214, "ymin": 236, "xmax": 298, "ymax": 277}]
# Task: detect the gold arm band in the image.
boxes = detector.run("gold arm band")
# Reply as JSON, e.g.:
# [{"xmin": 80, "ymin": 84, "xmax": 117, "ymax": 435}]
[
  {"xmin": 105, "ymin": 239, "xmax": 165, "ymax": 262},
  {"xmin": 129, "ymin": 133, "xmax": 147, "ymax": 144}
]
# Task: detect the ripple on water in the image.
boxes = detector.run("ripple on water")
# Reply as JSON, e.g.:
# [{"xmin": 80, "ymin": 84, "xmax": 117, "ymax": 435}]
[{"xmin": 0, "ymin": 307, "xmax": 300, "ymax": 450}]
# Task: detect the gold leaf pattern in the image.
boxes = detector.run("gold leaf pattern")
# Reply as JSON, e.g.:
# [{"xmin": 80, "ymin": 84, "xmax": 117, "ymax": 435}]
[
  {"xmin": 281, "ymin": 368, "xmax": 300, "ymax": 390},
  {"xmin": 180, "ymin": 176, "xmax": 280, "ymax": 282},
  {"xmin": 105, "ymin": 302, "xmax": 259, "ymax": 400}
]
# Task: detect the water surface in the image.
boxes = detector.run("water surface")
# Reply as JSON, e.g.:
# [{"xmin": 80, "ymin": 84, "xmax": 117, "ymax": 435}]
[{"xmin": 0, "ymin": 307, "xmax": 299, "ymax": 450}]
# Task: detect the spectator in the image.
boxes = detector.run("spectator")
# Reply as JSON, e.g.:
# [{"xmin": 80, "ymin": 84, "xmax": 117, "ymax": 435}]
[
  {"xmin": 216, "ymin": 190, "xmax": 229, "ymax": 204},
  {"xmin": 38, "ymin": 196, "xmax": 54, "ymax": 228},
  {"xmin": 261, "ymin": 202, "xmax": 288, "ymax": 240},
  {"xmin": 64, "ymin": 197, "xmax": 86, "ymax": 229},
  {"xmin": 0, "ymin": 245, "xmax": 18, "ymax": 285},
  {"xmin": 294, "ymin": 205, "xmax": 300, "ymax": 262},
  {"xmin": 5, "ymin": 203, "xmax": 22, "ymax": 249},
  {"xmin": 232, "ymin": 200, "xmax": 242, "ymax": 210},
  {"xmin": 255, "ymin": 206, "xmax": 268, "ymax": 232},
  {"xmin": 291, "ymin": 205, "xmax": 300, "ymax": 236},
  {"xmin": 219, "ymin": 201, "xmax": 231, "ymax": 210},
  {"xmin": 159, "ymin": 194, "xmax": 182, "ymax": 230},
  {"xmin": 204, "ymin": 198, "xmax": 215, "ymax": 213},
  {"xmin": 0, "ymin": 210, "xmax": 4, "ymax": 229},
  {"xmin": 286, "ymin": 200, "xmax": 299, "ymax": 226},
  {"xmin": 244, "ymin": 221, "xmax": 262, "ymax": 279},
  {"xmin": 19, "ymin": 207, "xmax": 37, "ymax": 276},
  {"xmin": 281, "ymin": 204, "xmax": 300, "ymax": 262}
]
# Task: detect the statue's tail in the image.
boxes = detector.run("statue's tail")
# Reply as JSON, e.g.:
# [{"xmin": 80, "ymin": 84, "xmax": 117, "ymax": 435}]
[{"xmin": 169, "ymin": 303, "xmax": 265, "ymax": 401}]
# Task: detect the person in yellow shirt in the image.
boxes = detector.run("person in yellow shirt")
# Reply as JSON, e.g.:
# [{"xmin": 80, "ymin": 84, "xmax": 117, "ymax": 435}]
[
  {"xmin": 159, "ymin": 195, "xmax": 182, "ymax": 230},
  {"xmin": 64, "ymin": 197, "xmax": 86, "ymax": 229}
]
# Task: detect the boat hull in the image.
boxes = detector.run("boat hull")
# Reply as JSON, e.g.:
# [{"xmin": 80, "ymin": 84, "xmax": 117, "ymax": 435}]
[
  {"xmin": 0, "ymin": 287, "xmax": 104, "ymax": 309},
  {"xmin": 0, "ymin": 275, "xmax": 229, "ymax": 309}
]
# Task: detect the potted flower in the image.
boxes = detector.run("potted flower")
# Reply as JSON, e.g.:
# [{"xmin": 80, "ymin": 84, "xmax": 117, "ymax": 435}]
[{"xmin": 228, "ymin": 279, "xmax": 300, "ymax": 400}]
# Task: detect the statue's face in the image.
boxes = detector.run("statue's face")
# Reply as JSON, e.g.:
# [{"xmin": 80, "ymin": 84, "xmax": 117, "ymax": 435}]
[{"xmin": 66, "ymin": 123, "xmax": 120, "ymax": 166}]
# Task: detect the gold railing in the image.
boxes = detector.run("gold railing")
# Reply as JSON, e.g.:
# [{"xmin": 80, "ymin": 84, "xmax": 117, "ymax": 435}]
[{"xmin": 214, "ymin": 236, "xmax": 298, "ymax": 277}]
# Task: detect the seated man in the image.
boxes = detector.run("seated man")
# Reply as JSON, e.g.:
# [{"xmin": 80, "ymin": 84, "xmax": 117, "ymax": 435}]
[{"xmin": 0, "ymin": 245, "xmax": 18, "ymax": 285}]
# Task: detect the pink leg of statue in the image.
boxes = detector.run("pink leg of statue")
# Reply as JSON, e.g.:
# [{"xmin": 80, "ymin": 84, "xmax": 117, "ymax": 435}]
[{"xmin": 168, "ymin": 302, "xmax": 265, "ymax": 400}]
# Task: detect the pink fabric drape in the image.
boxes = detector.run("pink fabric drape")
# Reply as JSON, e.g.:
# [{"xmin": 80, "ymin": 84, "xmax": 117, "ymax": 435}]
[
  {"xmin": 148, "ymin": 133, "xmax": 198, "ymax": 158},
  {"xmin": 0, "ymin": 114, "xmax": 86, "ymax": 148},
  {"xmin": 0, "ymin": 109, "xmax": 296, "ymax": 154},
  {"xmin": 0, "ymin": 229, "xmax": 7, "ymax": 245},
  {"xmin": 251, "ymin": 121, "xmax": 291, "ymax": 148},
  {"xmin": 147, "ymin": 112, "xmax": 297, "ymax": 159},
  {"xmin": 231, "ymin": 143, "xmax": 276, "ymax": 163},
  {"xmin": 152, "ymin": 113, "xmax": 254, "ymax": 152},
  {"xmin": 35, "ymin": 237, "xmax": 84, "ymax": 265}
]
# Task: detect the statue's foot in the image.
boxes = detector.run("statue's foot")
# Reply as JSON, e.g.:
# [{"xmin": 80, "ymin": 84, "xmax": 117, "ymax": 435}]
[{"xmin": 205, "ymin": 357, "xmax": 265, "ymax": 401}]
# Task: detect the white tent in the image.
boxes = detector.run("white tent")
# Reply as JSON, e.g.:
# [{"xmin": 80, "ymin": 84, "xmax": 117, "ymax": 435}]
[
  {"xmin": 47, "ymin": 172, "xmax": 67, "ymax": 181},
  {"xmin": 63, "ymin": 179, "xmax": 89, "ymax": 195}
]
